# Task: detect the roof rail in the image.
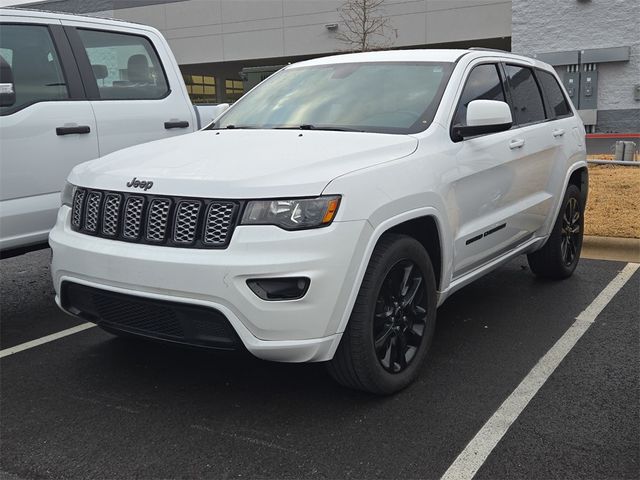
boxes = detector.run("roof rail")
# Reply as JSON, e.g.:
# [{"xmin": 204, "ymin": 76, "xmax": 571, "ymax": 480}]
[{"xmin": 468, "ymin": 47, "xmax": 511, "ymax": 53}]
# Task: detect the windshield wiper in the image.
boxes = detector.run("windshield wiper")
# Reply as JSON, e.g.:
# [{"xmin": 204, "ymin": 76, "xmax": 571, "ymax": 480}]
[
  {"xmin": 224, "ymin": 125, "xmax": 257, "ymax": 129},
  {"xmin": 276, "ymin": 124, "xmax": 364, "ymax": 132}
]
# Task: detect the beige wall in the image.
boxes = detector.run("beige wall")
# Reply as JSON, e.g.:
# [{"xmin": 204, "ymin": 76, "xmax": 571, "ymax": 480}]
[{"xmin": 106, "ymin": 0, "xmax": 511, "ymax": 64}]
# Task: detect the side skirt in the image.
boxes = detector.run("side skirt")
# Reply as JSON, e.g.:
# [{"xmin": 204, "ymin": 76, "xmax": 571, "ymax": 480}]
[{"xmin": 437, "ymin": 236, "xmax": 545, "ymax": 305}]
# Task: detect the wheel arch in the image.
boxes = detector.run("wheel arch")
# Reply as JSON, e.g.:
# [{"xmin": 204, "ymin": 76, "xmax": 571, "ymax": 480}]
[
  {"xmin": 332, "ymin": 208, "xmax": 449, "ymax": 340},
  {"xmin": 568, "ymin": 165, "xmax": 589, "ymax": 206},
  {"xmin": 386, "ymin": 216, "xmax": 443, "ymax": 291},
  {"xmin": 531, "ymin": 160, "xmax": 588, "ymax": 253}
]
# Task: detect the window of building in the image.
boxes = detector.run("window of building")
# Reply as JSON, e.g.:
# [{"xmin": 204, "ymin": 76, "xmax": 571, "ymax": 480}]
[
  {"xmin": 77, "ymin": 28, "xmax": 169, "ymax": 100},
  {"xmin": 0, "ymin": 24, "xmax": 69, "ymax": 115},
  {"xmin": 536, "ymin": 69, "xmax": 572, "ymax": 119},
  {"xmin": 504, "ymin": 65, "xmax": 546, "ymax": 125},
  {"xmin": 183, "ymin": 73, "xmax": 216, "ymax": 104},
  {"xmin": 225, "ymin": 79, "xmax": 244, "ymax": 102},
  {"xmin": 453, "ymin": 63, "xmax": 505, "ymax": 127}
]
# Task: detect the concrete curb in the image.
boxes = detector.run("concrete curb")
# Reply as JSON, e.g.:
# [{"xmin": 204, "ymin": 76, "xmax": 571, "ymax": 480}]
[{"xmin": 582, "ymin": 236, "xmax": 640, "ymax": 263}]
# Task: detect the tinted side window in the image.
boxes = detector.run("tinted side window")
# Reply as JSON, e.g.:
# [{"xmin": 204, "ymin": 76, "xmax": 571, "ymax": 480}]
[
  {"xmin": 76, "ymin": 29, "xmax": 168, "ymax": 100},
  {"xmin": 537, "ymin": 69, "xmax": 572, "ymax": 118},
  {"xmin": 453, "ymin": 64, "xmax": 505, "ymax": 127},
  {"xmin": 0, "ymin": 24, "xmax": 69, "ymax": 115},
  {"xmin": 505, "ymin": 65, "xmax": 546, "ymax": 125}
]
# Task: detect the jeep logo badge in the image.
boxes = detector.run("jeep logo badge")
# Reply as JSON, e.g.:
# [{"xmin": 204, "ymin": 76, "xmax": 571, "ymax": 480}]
[{"xmin": 126, "ymin": 177, "xmax": 154, "ymax": 191}]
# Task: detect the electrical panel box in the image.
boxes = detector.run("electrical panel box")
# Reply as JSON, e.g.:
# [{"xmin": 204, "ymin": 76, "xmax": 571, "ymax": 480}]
[
  {"xmin": 563, "ymin": 72, "xmax": 580, "ymax": 108},
  {"xmin": 580, "ymin": 70, "xmax": 598, "ymax": 110}
]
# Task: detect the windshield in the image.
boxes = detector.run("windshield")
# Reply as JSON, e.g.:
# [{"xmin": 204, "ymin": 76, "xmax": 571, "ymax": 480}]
[{"xmin": 211, "ymin": 62, "xmax": 453, "ymax": 134}]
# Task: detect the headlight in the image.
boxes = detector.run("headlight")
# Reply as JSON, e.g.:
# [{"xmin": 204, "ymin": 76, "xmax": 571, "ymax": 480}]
[
  {"xmin": 241, "ymin": 195, "xmax": 341, "ymax": 230},
  {"xmin": 61, "ymin": 182, "xmax": 76, "ymax": 207}
]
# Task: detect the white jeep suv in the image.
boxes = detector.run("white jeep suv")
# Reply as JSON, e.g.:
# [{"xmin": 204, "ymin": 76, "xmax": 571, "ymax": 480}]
[{"xmin": 50, "ymin": 49, "xmax": 587, "ymax": 394}]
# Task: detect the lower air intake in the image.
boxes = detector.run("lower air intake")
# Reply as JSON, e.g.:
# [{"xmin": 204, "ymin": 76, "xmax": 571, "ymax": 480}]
[{"xmin": 61, "ymin": 281, "xmax": 240, "ymax": 350}]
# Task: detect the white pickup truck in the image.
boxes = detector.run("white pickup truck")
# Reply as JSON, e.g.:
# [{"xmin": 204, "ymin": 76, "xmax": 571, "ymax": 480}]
[{"xmin": 0, "ymin": 8, "xmax": 227, "ymax": 258}]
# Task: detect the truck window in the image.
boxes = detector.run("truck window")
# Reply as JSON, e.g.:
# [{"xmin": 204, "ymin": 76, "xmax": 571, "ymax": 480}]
[
  {"xmin": 504, "ymin": 65, "xmax": 546, "ymax": 125},
  {"xmin": 76, "ymin": 29, "xmax": 169, "ymax": 100},
  {"xmin": 536, "ymin": 69, "xmax": 572, "ymax": 119},
  {"xmin": 452, "ymin": 63, "xmax": 505, "ymax": 127},
  {"xmin": 0, "ymin": 24, "xmax": 69, "ymax": 115}
]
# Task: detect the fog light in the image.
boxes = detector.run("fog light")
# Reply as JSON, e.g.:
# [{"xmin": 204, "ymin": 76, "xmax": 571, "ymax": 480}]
[{"xmin": 247, "ymin": 277, "xmax": 310, "ymax": 301}]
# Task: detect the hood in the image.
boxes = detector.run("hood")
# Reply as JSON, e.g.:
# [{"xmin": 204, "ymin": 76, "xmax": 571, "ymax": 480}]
[{"xmin": 69, "ymin": 129, "xmax": 418, "ymax": 198}]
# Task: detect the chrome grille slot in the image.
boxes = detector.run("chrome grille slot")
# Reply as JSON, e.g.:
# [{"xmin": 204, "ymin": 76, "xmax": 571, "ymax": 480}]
[
  {"xmin": 123, "ymin": 196, "xmax": 145, "ymax": 239},
  {"xmin": 146, "ymin": 199, "xmax": 171, "ymax": 241},
  {"xmin": 102, "ymin": 194, "xmax": 122, "ymax": 236},
  {"xmin": 174, "ymin": 200, "xmax": 201, "ymax": 244},
  {"xmin": 71, "ymin": 188, "xmax": 86, "ymax": 228},
  {"xmin": 84, "ymin": 191, "xmax": 102, "ymax": 233},
  {"xmin": 70, "ymin": 189, "xmax": 238, "ymax": 249},
  {"xmin": 204, "ymin": 202, "xmax": 236, "ymax": 246}
]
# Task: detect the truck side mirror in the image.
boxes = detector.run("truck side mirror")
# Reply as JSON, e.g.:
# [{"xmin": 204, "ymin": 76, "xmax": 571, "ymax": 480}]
[
  {"xmin": 0, "ymin": 55, "xmax": 16, "ymax": 108},
  {"xmin": 452, "ymin": 100, "xmax": 512, "ymax": 141},
  {"xmin": 215, "ymin": 103, "xmax": 230, "ymax": 116}
]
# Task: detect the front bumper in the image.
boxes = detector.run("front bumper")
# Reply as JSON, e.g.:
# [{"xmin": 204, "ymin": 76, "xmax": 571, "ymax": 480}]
[{"xmin": 50, "ymin": 206, "xmax": 371, "ymax": 362}]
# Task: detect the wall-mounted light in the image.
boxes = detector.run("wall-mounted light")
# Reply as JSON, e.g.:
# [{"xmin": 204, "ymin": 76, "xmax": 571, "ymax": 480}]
[{"xmin": 325, "ymin": 23, "xmax": 338, "ymax": 31}]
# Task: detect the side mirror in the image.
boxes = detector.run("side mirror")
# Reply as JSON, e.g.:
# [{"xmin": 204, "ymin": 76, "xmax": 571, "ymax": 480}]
[
  {"xmin": 215, "ymin": 103, "xmax": 230, "ymax": 116},
  {"xmin": 210, "ymin": 103, "xmax": 230, "ymax": 123},
  {"xmin": 0, "ymin": 55, "xmax": 16, "ymax": 108},
  {"xmin": 452, "ymin": 99, "xmax": 512, "ymax": 141}
]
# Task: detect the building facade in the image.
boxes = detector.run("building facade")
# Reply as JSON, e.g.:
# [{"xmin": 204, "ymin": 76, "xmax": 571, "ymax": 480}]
[
  {"xmin": 17, "ymin": 0, "xmax": 512, "ymax": 103},
  {"xmin": 10, "ymin": 0, "xmax": 638, "ymax": 133},
  {"xmin": 512, "ymin": 0, "xmax": 639, "ymax": 133}
]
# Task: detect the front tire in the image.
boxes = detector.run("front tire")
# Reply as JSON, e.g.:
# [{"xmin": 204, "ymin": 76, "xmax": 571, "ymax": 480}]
[
  {"xmin": 327, "ymin": 234, "xmax": 437, "ymax": 395},
  {"xmin": 527, "ymin": 184, "xmax": 584, "ymax": 279}
]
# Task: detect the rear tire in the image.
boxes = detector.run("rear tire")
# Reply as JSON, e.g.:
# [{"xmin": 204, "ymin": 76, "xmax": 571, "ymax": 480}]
[
  {"xmin": 327, "ymin": 234, "xmax": 437, "ymax": 395},
  {"xmin": 527, "ymin": 184, "xmax": 584, "ymax": 279}
]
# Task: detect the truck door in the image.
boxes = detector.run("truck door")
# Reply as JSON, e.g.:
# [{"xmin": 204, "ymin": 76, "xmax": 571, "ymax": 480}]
[
  {"xmin": 61, "ymin": 22, "xmax": 196, "ymax": 157},
  {"xmin": 449, "ymin": 61, "xmax": 554, "ymax": 278},
  {"xmin": 0, "ymin": 19, "xmax": 98, "ymax": 252}
]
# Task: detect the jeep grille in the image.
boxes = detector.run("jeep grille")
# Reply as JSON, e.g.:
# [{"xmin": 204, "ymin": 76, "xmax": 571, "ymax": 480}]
[{"xmin": 70, "ymin": 188, "xmax": 240, "ymax": 249}]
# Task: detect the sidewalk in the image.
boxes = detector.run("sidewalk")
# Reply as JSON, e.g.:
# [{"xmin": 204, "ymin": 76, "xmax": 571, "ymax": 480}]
[{"xmin": 582, "ymin": 236, "xmax": 640, "ymax": 263}]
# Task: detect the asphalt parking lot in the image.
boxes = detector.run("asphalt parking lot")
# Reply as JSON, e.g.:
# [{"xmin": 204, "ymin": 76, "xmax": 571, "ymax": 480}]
[{"xmin": 1, "ymin": 250, "xmax": 638, "ymax": 480}]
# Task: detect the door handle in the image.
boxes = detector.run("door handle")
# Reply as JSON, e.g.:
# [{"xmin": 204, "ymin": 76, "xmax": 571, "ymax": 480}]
[
  {"xmin": 164, "ymin": 121, "xmax": 190, "ymax": 129},
  {"xmin": 509, "ymin": 139, "xmax": 525, "ymax": 149},
  {"xmin": 56, "ymin": 125, "xmax": 91, "ymax": 136},
  {"xmin": 553, "ymin": 128, "xmax": 566, "ymax": 138}
]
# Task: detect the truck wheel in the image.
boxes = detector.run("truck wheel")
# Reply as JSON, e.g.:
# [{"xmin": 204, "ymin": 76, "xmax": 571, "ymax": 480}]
[
  {"xmin": 527, "ymin": 184, "xmax": 584, "ymax": 279},
  {"xmin": 327, "ymin": 234, "xmax": 437, "ymax": 395}
]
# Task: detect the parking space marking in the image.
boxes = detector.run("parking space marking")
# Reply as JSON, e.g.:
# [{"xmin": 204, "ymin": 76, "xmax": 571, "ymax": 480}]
[
  {"xmin": 441, "ymin": 262, "xmax": 639, "ymax": 480},
  {"xmin": 0, "ymin": 323, "xmax": 95, "ymax": 359}
]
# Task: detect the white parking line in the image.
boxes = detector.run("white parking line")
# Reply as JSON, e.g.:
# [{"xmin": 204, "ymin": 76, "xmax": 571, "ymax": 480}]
[
  {"xmin": 441, "ymin": 262, "xmax": 639, "ymax": 480},
  {"xmin": 0, "ymin": 323, "xmax": 95, "ymax": 359}
]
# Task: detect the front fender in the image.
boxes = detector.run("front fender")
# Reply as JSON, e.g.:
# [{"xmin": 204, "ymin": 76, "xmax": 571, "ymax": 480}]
[{"xmin": 326, "ymin": 206, "xmax": 451, "ymax": 344}]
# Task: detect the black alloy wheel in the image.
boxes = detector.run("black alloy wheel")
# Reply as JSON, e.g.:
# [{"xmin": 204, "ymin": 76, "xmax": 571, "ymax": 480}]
[
  {"xmin": 561, "ymin": 196, "xmax": 581, "ymax": 267},
  {"xmin": 327, "ymin": 234, "xmax": 437, "ymax": 395},
  {"xmin": 373, "ymin": 260, "xmax": 428, "ymax": 374},
  {"xmin": 528, "ymin": 184, "xmax": 584, "ymax": 279}
]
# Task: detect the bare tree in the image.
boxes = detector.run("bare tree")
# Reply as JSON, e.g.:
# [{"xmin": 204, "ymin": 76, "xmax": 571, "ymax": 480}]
[{"xmin": 334, "ymin": 0, "xmax": 394, "ymax": 52}]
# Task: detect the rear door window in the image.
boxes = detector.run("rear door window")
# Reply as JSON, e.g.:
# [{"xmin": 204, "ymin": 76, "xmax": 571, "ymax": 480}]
[
  {"xmin": 452, "ymin": 63, "xmax": 505, "ymax": 127},
  {"xmin": 504, "ymin": 65, "xmax": 546, "ymax": 125},
  {"xmin": 0, "ymin": 24, "xmax": 69, "ymax": 114},
  {"xmin": 536, "ymin": 69, "xmax": 572, "ymax": 119},
  {"xmin": 76, "ymin": 29, "xmax": 168, "ymax": 100}
]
